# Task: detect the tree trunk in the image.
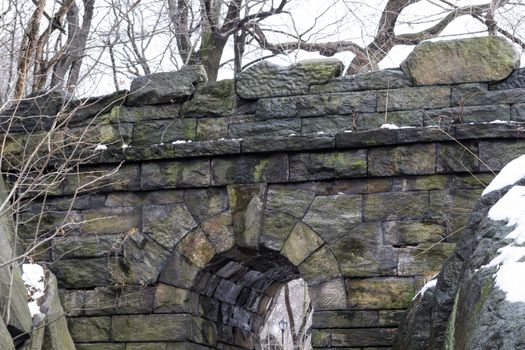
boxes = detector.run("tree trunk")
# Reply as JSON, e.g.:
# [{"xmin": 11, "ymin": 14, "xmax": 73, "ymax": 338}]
[{"xmin": 199, "ymin": 31, "xmax": 227, "ymax": 81}]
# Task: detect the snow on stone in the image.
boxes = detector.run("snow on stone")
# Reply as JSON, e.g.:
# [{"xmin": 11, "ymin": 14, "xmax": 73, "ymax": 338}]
[
  {"xmin": 484, "ymin": 182, "xmax": 525, "ymax": 302},
  {"xmin": 344, "ymin": 130, "xmax": 352, "ymax": 133},
  {"xmin": 22, "ymin": 263, "xmax": 45, "ymax": 317},
  {"xmin": 413, "ymin": 279, "xmax": 437, "ymax": 300},
  {"xmin": 121, "ymin": 144, "xmax": 129, "ymax": 149},
  {"xmin": 489, "ymin": 120, "xmax": 508, "ymax": 124},
  {"xmin": 380, "ymin": 123, "xmax": 399, "ymax": 129},
  {"xmin": 95, "ymin": 144, "xmax": 107, "ymax": 150},
  {"xmin": 482, "ymin": 155, "xmax": 525, "ymax": 196},
  {"xmin": 172, "ymin": 140, "xmax": 190, "ymax": 144}
]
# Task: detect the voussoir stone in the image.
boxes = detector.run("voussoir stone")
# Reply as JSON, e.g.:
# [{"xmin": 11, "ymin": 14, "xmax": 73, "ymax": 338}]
[
  {"xmin": 401, "ymin": 36, "xmax": 519, "ymax": 85},
  {"xmin": 126, "ymin": 65, "xmax": 207, "ymax": 106},
  {"xmin": 236, "ymin": 58, "xmax": 344, "ymax": 99}
]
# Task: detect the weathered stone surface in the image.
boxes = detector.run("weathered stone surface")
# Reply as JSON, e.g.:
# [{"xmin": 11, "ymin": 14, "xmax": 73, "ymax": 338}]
[
  {"xmin": 182, "ymin": 79, "xmax": 235, "ymax": 117},
  {"xmin": 357, "ymin": 110, "xmax": 424, "ymax": 130},
  {"xmin": 256, "ymin": 92, "xmax": 376, "ymax": 117},
  {"xmin": 229, "ymin": 118, "xmax": 301, "ymax": 138},
  {"xmin": 81, "ymin": 286, "xmax": 155, "ymax": 316},
  {"xmin": 75, "ymin": 344, "xmax": 125, "ymax": 350},
  {"xmin": 159, "ymin": 251, "xmax": 201, "ymax": 289},
  {"xmin": 142, "ymin": 204, "xmax": 197, "ymax": 248},
  {"xmin": 311, "ymin": 69, "xmax": 411, "ymax": 94},
  {"xmin": 51, "ymin": 258, "xmax": 108, "ymax": 288},
  {"xmin": 364, "ymin": 192, "xmax": 429, "ymax": 221},
  {"xmin": 227, "ymin": 184, "xmax": 267, "ymax": 249},
  {"xmin": 401, "ymin": 36, "xmax": 519, "ymax": 85},
  {"xmin": 490, "ymin": 67, "xmax": 525, "ymax": 90},
  {"xmin": 196, "ymin": 117, "xmax": 229, "ymax": 140},
  {"xmin": 66, "ymin": 90, "xmax": 128, "ymax": 123},
  {"xmin": 132, "ymin": 119, "xmax": 196, "ymax": 145},
  {"xmin": 298, "ymin": 245, "xmax": 340, "ymax": 284},
  {"xmin": 346, "ymin": 277, "xmax": 415, "ymax": 309},
  {"xmin": 212, "ymin": 154, "xmax": 288, "ymax": 185},
  {"xmin": 242, "ymin": 135, "xmax": 334, "ymax": 152},
  {"xmin": 281, "ymin": 222, "xmax": 324, "ymax": 266},
  {"xmin": 111, "ymin": 314, "xmax": 193, "ymax": 341},
  {"xmin": 436, "ymin": 142, "xmax": 478, "ymax": 173},
  {"xmin": 301, "ymin": 115, "xmax": 354, "ymax": 134},
  {"xmin": 332, "ymin": 223, "xmax": 397, "ymax": 277},
  {"xmin": 303, "ymin": 194, "xmax": 362, "ymax": 244},
  {"xmin": 312, "ymin": 310, "xmax": 379, "ymax": 329},
  {"xmin": 141, "ymin": 159, "xmax": 211, "ymax": 189},
  {"xmin": 185, "ymin": 187, "xmax": 229, "ymax": 223},
  {"xmin": 154, "ymin": 284, "xmax": 194, "ymax": 313},
  {"xmin": 392, "ymin": 175, "xmax": 448, "ymax": 192},
  {"xmin": 236, "ymin": 59, "xmax": 343, "ymax": 99},
  {"xmin": 2, "ymin": 89, "xmax": 71, "ymax": 117},
  {"xmin": 479, "ymin": 140, "xmax": 525, "ymax": 171},
  {"xmin": 0, "ymin": 317, "xmax": 14, "ymax": 350},
  {"xmin": 109, "ymin": 103, "xmax": 180, "ymax": 122},
  {"xmin": 68, "ymin": 316, "xmax": 111, "ymax": 342},
  {"xmin": 290, "ymin": 150, "xmax": 367, "ymax": 181},
  {"xmin": 308, "ymin": 278, "xmax": 347, "ymax": 310},
  {"xmin": 331, "ymin": 328, "xmax": 397, "ymax": 347},
  {"xmin": 377, "ymin": 86, "xmax": 450, "ymax": 111},
  {"xmin": 260, "ymin": 209, "xmax": 297, "ymax": 251},
  {"xmin": 368, "ymin": 144, "xmax": 436, "ymax": 176},
  {"xmin": 201, "ymin": 212, "xmax": 235, "ymax": 253},
  {"xmin": 126, "ymin": 65, "xmax": 207, "ymax": 106},
  {"xmin": 81, "ymin": 206, "xmax": 140, "ymax": 234},
  {"xmin": 383, "ymin": 221, "xmax": 445, "ymax": 246},
  {"xmin": 176, "ymin": 228, "xmax": 215, "ymax": 268},
  {"xmin": 425, "ymin": 104, "xmax": 511, "ymax": 126},
  {"xmin": 451, "ymin": 83, "xmax": 525, "ymax": 107}
]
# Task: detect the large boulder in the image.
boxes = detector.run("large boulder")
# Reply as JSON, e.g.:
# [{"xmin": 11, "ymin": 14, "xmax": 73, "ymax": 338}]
[
  {"xmin": 236, "ymin": 58, "xmax": 344, "ymax": 99},
  {"xmin": 126, "ymin": 65, "xmax": 208, "ymax": 106},
  {"xmin": 401, "ymin": 36, "xmax": 519, "ymax": 85},
  {"xmin": 394, "ymin": 154, "xmax": 525, "ymax": 349}
]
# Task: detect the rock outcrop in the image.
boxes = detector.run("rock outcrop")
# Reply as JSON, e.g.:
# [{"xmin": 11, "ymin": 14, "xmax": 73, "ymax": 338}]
[
  {"xmin": 395, "ymin": 154, "xmax": 525, "ymax": 349},
  {"xmin": 401, "ymin": 36, "xmax": 519, "ymax": 85}
]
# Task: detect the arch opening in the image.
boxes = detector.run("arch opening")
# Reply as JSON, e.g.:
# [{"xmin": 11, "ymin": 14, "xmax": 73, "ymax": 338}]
[{"xmin": 191, "ymin": 247, "xmax": 312, "ymax": 349}]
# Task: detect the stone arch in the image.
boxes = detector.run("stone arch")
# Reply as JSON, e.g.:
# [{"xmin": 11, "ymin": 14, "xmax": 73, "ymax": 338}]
[{"xmin": 154, "ymin": 182, "xmax": 349, "ymax": 349}]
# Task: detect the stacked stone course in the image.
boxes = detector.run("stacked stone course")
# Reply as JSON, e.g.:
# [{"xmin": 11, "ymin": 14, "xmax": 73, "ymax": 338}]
[{"xmin": 1, "ymin": 36, "xmax": 525, "ymax": 349}]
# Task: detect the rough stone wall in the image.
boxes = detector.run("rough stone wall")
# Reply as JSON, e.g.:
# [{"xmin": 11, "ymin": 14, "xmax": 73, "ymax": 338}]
[{"xmin": 1, "ymin": 36, "xmax": 525, "ymax": 349}]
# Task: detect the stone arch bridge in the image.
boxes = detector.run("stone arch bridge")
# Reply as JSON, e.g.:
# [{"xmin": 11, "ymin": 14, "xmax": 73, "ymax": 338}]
[{"xmin": 4, "ymin": 37, "xmax": 525, "ymax": 349}]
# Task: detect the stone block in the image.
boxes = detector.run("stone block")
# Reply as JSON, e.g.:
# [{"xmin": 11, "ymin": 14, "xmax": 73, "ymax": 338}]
[
  {"xmin": 82, "ymin": 286, "xmax": 155, "ymax": 316},
  {"xmin": 315, "ymin": 178, "xmax": 392, "ymax": 195},
  {"xmin": 363, "ymin": 192, "xmax": 429, "ymax": 221},
  {"xmin": 260, "ymin": 209, "xmax": 297, "ymax": 251},
  {"xmin": 346, "ymin": 277, "xmax": 415, "ymax": 309},
  {"xmin": 298, "ymin": 245, "xmax": 340, "ymax": 284},
  {"xmin": 425, "ymin": 104, "xmax": 511, "ymax": 126},
  {"xmin": 310, "ymin": 69, "xmax": 411, "ymax": 94},
  {"xmin": 76, "ymin": 344, "xmax": 125, "ymax": 350},
  {"xmin": 401, "ymin": 36, "xmax": 519, "ymax": 85},
  {"xmin": 255, "ymin": 92, "xmax": 376, "ymax": 118},
  {"xmin": 336, "ymin": 128, "xmax": 398, "ymax": 148},
  {"xmin": 196, "ymin": 117, "xmax": 229, "ymax": 140},
  {"xmin": 236, "ymin": 59, "xmax": 343, "ymax": 99},
  {"xmin": 141, "ymin": 159, "xmax": 211, "ymax": 189},
  {"xmin": 311, "ymin": 329, "xmax": 332, "ymax": 347},
  {"xmin": 142, "ymin": 204, "xmax": 197, "ymax": 248},
  {"xmin": 489, "ymin": 67, "xmax": 525, "ymax": 90},
  {"xmin": 52, "ymin": 234, "xmax": 121, "ymax": 258},
  {"xmin": 68, "ymin": 316, "xmax": 110, "ymax": 342},
  {"xmin": 159, "ymin": 251, "xmax": 201, "ymax": 289},
  {"xmin": 154, "ymin": 283, "xmax": 194, "ymax": 313},
  {"xmin": 111, "ymin": 314, "xmax": 193, "ymax": 342},
  {"xmin": 301, "ymin": 115, "xmax": 354, "ymax": 134},
  {"xmin": 214, "ymin": 279, "xmax": 243, "ymax": 304},
  {"xmin": 227, "ymin": 184, "xmax": 266, "ymax": 249},
  {"xmin": 281, "ymin": 222, "xmax": 325, "ymax": 266},
  {"xmin": 201, "ymin": 212, "xmax": 235, "ymax": 253},
  {"xmin": 451, "ymin": 83, "xmax": 525, "ymax": 106},
  {"xmin": 62, "ymin": 164, "xmax": 140, "ymax": 195},
  {"xmin": 379, "ymin": 309, "xmax": 406, "ymax": 327},
  {"xmin": 182, "ymin": 79, "xmax": 235, "ymax": 117},
  {"xmin": 392, "ymin": 175, "xmax": 448, "ymax": 192},
  {"xmin": 377, "ymin": 86, "xmax": 450, "ymax": 111},
  {"xmin": 479, "ymin": 140, "xmax": 525, "ymax": 171},
  {"xmin": 109, "ymin": 104, "xmax": 180, "ymax": 122},
  {"xmin": 126, "ymin": 65, "xmax": 207, "ymax": 106},
  {"xmin": 125, "ymin": 344, "xmax": 169, "ymax": 350},
  {"xmin": 51, "ymin": 258, "xmax": 108, "ymax": 288},
  {"xmin": 331, "ymin": 328, "xmax": 397, "ymax": 347},
  {"xmin": 331, "ymin": 222, "xmax": 398, "ymax": 277},
  {"xmin": 81, "ymin": 206, "xmax": 140, "ymax": 234},
  {"xmin": 211, "ymin": 154, "xmax": 288, "ymax": 185},
  {"xmin": 289, "ymin": 150, "xmax": 367, "ymax": 181},
  {"xmin": 185, "ymin": 187, "xmax": 229, "ymax": 223},
  {"xmin": 132, "ymin": 119, "xmax": 196, "ymax": 145},
  {"xmin": 397, "ymin": 243, "xmax": 456, "ymax": 276},
  {"xmin": 176, "ymin": 228, "xmax": 215, "ymax": 268},
  {"xmin": 436, "ymin": 142, "xmax": 478, "ymax": 173},
  {"xmin": 383, "ymin": 221, "xmax": 445, "ymax": 246},
  {"xmin": 303, "ymin": 194, "xmax": 362, "ymax": 244},
  {"xmin": 356, "ymin": 110, "xmax": 424, "ymax": 130},
  {"xmin": 308, "ymin": 278, "xmax": 347, "ymax": 311},
  {"xmin": 228, "ymin": 118, "xmax": 301, "ymax": 138},
  {"xmin": 368, "ymin": 144, "xmax": 436, "ymax": 176},
  {"xmin": 312, "ymin": 310, "xmax": 379, "ymax": 328},
  {"xmin": 241, "ymin": 135, "xmax": 334, "ymax": 153}
]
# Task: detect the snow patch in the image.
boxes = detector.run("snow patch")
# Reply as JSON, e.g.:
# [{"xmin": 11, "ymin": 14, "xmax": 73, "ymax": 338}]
[
  {"xmin": 344, "ymin": 130, "xmax": 352, "ymax": 133},
  {"xmin": 95, "ymin": 144, "xmax": 107, "ymax": 150},
  {"xmin": 22, "ymin": 264, "xmax": 45, "ymax": 318},
  {"xmin": 482, "ymin": 155, "xmax": 525, "ymax": 196},
  {"xmin": 414, "ymin": 279, "xmax": 437, "ymax": 300},
  {"xmin": 380, "ymin": 123, "xmax": 399, "ymax": 129},
  {"xmin": 495, "ymin": 263, "xmax": 525, "ymax": 303},
  {"xmin": 489, "ymin": 120, "xmax": 508, "ymax": 124},
  {"xmin": 172, "ymin": 140, "xmax": 192, "ymax": 144}
]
